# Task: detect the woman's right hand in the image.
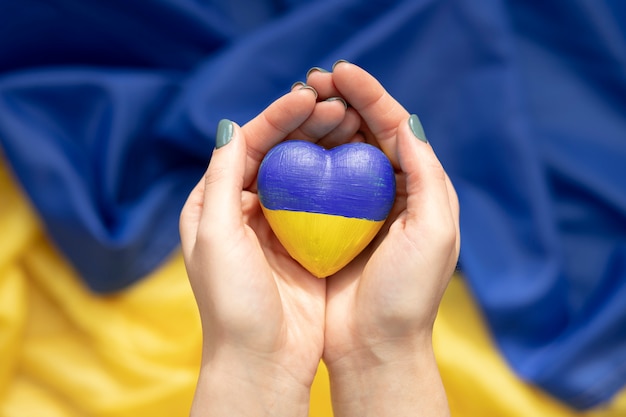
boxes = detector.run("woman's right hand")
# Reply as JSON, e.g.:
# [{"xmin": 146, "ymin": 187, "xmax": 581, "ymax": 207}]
[{"xmin": 308, "ymin": 62, "xmax": 459, "ymax": 417}]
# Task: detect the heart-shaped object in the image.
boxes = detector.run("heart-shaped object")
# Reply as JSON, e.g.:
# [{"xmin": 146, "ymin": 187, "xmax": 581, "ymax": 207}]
[{"xmin": 257, "ymin": 140, "xmax": 396, "ymax": 277}]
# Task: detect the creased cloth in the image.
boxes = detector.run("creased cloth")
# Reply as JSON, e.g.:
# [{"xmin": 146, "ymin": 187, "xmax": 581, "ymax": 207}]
[{"xmin": 1, "ymin": 0, "xmax": 625, "ymax": 409}]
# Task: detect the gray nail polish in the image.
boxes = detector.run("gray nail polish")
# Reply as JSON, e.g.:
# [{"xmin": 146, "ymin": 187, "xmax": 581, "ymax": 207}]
[
  {"xmin": 291, "ymin": 81, "xmax": 306, "ymax": 90},
  {"xmin": 408, "ymin": 114, "xmax": 428, "ymax": 143},
  {"xmin": 216, "ymin": 119, "xmax": 234, "ymax": 149},
  {"xmin": 332, "ymin": 59, "xmax": 350, "ymax": 71},
  {"xmin": 306, "ymin": 67, "xmax": 329, "ymax": 78},
  {"xmin": 298, "ymin": 84, "xmax": 318, "ymax": 99},
  {"xmin": 325, "ymin": 96, "xmax": 348, "ymax": 109}
]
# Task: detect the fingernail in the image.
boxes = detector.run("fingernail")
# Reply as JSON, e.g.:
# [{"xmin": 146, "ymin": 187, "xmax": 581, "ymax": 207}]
[
  {"xmin": 325, "ymin": 96, "xmax": 348, "ymax": 109},
  {"xmin": 298, "ymin": 84, "xmax": 318, "ymax": 99},
  {"xmin": 216, "ymin": 119, "xmax": 234, "ymax": 149},
  {"xmin": 332, "ymin": 59, "xmax": 350, "ymax": 71},
  {"xmin": 291, "ymin": 81, "xmax": 305, "ymax": 90},
  {"xmin": 408, "ymin": 114, "xmax": 428, "ymax": 143},
  {"xmin": 306, "ymin": 66, "xmax": 329, "ymax": 78}
]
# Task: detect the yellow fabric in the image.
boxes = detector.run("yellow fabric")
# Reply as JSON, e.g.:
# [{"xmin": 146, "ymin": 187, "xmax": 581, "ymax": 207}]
[
  {"xmin": 1, "ymin": 156, "xmax": 625, "ymax": 416},
  {"xmin": 434, "ymin": 278, "xmax": 626, "ymax": 417},
  {"xmin": 0, "ymin": 160, "xmax": 200, "ymax": 416}
]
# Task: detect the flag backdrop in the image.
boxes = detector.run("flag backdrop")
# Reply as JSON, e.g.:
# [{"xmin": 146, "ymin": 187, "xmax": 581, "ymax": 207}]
[{"xmin": 1, "ymin": 0, "xmax": 626, "ymax": 414}]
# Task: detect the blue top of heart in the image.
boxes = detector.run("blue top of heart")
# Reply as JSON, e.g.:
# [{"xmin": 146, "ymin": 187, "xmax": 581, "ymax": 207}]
[{"xmin": 257, "ymin": 141, "xmax": 395, "ymax": 221}]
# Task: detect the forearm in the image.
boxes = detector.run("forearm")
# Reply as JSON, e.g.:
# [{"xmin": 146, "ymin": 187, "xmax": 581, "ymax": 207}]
[
  {"xmin": 190, "ymin": 349, "xmax": 312, "ymax": 417},
  {"xmin": 327, "ymin": 340, "xmax": 450, "ymax": 417}
]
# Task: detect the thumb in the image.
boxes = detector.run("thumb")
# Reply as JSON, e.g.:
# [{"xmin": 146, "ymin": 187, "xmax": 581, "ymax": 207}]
[
  {"xmin": 397, "ymin": 115, "xmax": 457, "ymax": 242},
  {"xmin": 180, "ymin": 119, "xmax": 246, "ymax": 255},
  {"xmin": 200, "ymin": 119, "xmax": 247, "ymax": 235}
]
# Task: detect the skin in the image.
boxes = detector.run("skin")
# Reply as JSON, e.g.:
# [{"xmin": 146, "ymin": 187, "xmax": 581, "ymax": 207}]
[
  {"xmin": 179, "ymin": 62, "xmax": 459, "ymax": 417},
  {"xmin": 309, "ymin": 62, "xmax": 459, "ymax": 417}
]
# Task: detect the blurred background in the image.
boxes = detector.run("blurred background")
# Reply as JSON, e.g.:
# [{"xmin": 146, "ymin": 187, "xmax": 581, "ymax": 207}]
[{"xmin": 1, "ymin": 0, "xmax": 625, "ymax": 415}]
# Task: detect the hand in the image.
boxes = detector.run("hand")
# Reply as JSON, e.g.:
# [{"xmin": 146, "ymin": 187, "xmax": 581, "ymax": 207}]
[
  {"xmin": 307, "ymin": 62, "xmax": 460, "ymax": 416},
  {"xmin": 179, "ymin": 85, "xmax": 356, "ymax": 417}
]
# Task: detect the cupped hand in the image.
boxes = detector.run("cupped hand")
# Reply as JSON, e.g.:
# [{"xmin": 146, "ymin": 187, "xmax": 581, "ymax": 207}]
[
  {"xmin": 307, "ymin": 63, "xmax": 460, "ymax": 368},
  {"xmin": 179, "ymin": 85, "xmax": 354, "ymax": 400}
]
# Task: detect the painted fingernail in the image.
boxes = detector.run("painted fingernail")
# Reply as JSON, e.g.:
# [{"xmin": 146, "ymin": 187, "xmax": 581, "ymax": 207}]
[
  {"xmin": 325, "ymin": 96, "xmax": 348, "ymax": 109},
  {"xmin": 291, "ymin": 81, "xmax": 306, "ymax": 90},
  {"xmin": 298, "ymin": 84, "xmax": 318, "ymax": 99},
  {"xmin": 332, "ymin": 59, "xmax": 350, "ymax": 70},
  {"xmin": 216, "ymin": 119, "xmax": 234, "ymax": 149},
  {"xmin": 306, "ymin": 67, "xmax": 329, "ymax": 78},
  {"xmin": 408, "ymin": 114, "xmax": 428, "ymax": 143}
]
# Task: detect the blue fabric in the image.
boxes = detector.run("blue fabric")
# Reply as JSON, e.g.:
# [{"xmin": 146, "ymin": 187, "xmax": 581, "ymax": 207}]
[{"xmin": 1, "ymin": 0, "xmax": 625, "ymax": 410}]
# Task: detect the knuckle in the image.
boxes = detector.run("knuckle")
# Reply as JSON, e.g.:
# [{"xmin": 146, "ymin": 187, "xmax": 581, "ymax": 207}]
[{"xmin": 205, "ymin": 165, "xmax": 225, "ymax": 186}]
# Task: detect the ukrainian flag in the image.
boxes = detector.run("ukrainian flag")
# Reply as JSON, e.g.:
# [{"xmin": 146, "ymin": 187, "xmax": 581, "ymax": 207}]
[{"xmin": 1, "ymin": 0, "xmax": 626, "ymax": 415}]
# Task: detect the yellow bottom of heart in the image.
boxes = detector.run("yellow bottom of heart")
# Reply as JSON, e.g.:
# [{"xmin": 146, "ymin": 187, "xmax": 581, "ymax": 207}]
[{"xmin": 262, "ymin": 207, "xmax": 385, "ymax": 278}]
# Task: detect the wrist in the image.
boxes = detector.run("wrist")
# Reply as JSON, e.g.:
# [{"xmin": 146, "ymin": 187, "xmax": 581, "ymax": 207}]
[
  {"xmin": 325, "ymin": 338, "xmax": 450, "ymax": 417},
  {"xmin": 325, "ymin": 327, "xmax": 434, "ymax": 370},
  {"xmin": 190, "ymin": 347, "xmax": 312, "ymax": 417}
]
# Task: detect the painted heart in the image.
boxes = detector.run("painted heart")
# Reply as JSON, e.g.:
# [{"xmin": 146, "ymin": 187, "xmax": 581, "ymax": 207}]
[{"xmin": 257, "ymin": 140, "xmax": 396, "ymax": 277}]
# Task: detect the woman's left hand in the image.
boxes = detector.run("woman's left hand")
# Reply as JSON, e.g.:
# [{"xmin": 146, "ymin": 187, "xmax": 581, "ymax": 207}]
[{"xmin": 180, "ymin": 84, "xmax": 357, "ymax": 417}]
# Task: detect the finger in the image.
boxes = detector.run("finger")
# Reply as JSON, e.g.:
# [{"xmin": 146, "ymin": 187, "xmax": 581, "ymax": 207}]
[
  {"xmin": 332, "ymin": 61, "xmax": 410, "ymax": 168},
  {"xmin": 242, "ymin": 86, "xmax": 318, "ymax": 187},
  {"xmin": 396, "ymin": 115, "xmax": 457, "ymax": 244},
  {"xmin": 315, "ymin": 106, "xmax": 363, "ymax": 149},
  {"xmin": 445, "ymin": 174, "xmax": 461, "ymax": 256},
  {"xmin": 179, "ymin": 176, "xmax": 206, "ymax": 260},
  {"xmin": 198, "ymin": 120, "xmax": 247, "ymax": 240},
  {"xmin": 305, "ymin": 67, "xmax": 341, "ymax": 99},
  {"xmin": 289, "ymin": 97, "xmax": 348, "ymax": 142}
]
